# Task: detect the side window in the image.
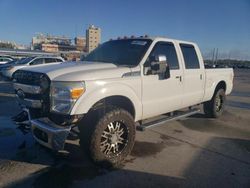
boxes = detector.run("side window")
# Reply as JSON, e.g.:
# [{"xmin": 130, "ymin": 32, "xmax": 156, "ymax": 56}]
[
  {"xmin": 147, "ymin": 42, "xmax": 179, "ymax": 70},
  {"xmin": 6, "ymin": 58, "xmax": 12, "ymax": 62},
  {"xmin": 0, "ymin": 58, "xmax": 10, "ymax": 62},
  {"xmin": 45, "ymin": 58, "xmax": 57, "ymax": 64},
  {"xmin": 180, "ymin": 44, "xmax": 200, "ymax": 69},
  {"xmin": 56, "ymin": 58, "xmax": 63, "ymax": 62},
  {"xmin": 30, "ymin": 58, "xmax": 44, "ymax": 65}
]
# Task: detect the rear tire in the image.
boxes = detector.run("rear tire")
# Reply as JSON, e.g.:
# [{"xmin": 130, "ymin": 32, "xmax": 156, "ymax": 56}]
[
  {"xmin": 203, "ymin": 88, "xmax": 226, "ymax": 118},
  {"xmin": 79, "ymin": 107, "xmax": 135, "ymax": 168}
]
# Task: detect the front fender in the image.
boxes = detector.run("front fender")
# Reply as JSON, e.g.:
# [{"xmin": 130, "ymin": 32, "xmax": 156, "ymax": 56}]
[{"xmin": 70, "ymin": 81, "xmax": 142, "ymax": 121}]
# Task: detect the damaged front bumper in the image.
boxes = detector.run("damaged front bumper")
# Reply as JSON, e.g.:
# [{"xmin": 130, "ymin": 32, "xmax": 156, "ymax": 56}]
[
  {"xmin": 31, "ymin": 118, "xmax": 71, "ymax": 151},
  {"xmin": 24, "ymin": 109, "xmax": 71, "ymax": 151}
]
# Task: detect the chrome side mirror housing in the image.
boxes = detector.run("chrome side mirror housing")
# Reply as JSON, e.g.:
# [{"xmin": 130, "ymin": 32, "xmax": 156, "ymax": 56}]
[{"xmin": 150, "ymin": 55, "xmax": 170, "ymax": 79}]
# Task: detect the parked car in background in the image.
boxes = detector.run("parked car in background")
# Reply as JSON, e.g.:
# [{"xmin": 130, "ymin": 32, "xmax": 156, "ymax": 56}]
[
  {"xmin": 0, "ymin": 56, "xmax": 14, "ymax": 64},
  {"xmin": 1, "ymin": 56, "xmax": 64, "ymax": 78},
  {"xmin": 0, "ymin": 59, "xmax": 19, "ymax": 75}
]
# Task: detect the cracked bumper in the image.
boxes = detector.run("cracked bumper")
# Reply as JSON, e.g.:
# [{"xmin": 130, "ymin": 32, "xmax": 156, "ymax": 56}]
[{"xmin": 31, "ymin": 118, "xmax": 71, "ymax": 151}]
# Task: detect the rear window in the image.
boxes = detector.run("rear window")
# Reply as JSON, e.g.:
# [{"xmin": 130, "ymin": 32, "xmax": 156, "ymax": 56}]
[{"xmin": 180, "ymin": 44, "xmax": 200, "ymax": 69}]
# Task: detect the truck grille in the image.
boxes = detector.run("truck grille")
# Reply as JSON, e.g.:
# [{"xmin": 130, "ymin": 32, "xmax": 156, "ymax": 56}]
[
  {"xmin": 13, "ymin": 70, "xmax": 51, "ymax": 116},
  {"xmin": 13, "ymin": 70, "xmax": 44, "ymax": 85}
]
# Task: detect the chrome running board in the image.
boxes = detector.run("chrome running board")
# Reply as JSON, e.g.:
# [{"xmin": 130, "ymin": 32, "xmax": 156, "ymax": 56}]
[{"xmin": 137, "ymin": 108, "xmax": 200, "ymax": 131}]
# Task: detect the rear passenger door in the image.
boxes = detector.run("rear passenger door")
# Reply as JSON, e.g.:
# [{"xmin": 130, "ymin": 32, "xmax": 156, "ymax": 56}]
[{"xmin": 180, "ymin": 44, "xmax": 205, "ymax": 107}]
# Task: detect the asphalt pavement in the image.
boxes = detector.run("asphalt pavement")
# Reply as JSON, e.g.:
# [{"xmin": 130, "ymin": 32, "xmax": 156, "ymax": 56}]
[{"xmin": 0, "ymin": 70, "xmax": 249, "ymax": 188}]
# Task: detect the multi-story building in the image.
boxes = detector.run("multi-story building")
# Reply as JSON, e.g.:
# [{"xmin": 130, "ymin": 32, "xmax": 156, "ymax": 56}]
[
  {"xmin": 32, "ymin": 33, "xmax": 72, "ymax": 51},
  {"xmin": 75, "ymin": 37, "xmax": 86, "ymax": 52},
  {"xmin": 40, "ymin": 43, "xmax": 59, "ymax": 52},
  {"xmin": 30, "ymin": 25, "xmax": 101, "ymax": 54},
  {"xmin": 86, "ymin": 25, "xmax": 101, "ymax": 53}
]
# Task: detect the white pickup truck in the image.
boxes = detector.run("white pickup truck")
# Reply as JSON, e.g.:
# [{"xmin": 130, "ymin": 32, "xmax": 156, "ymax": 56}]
[{"xmin": 13, "ymin": 36, "xmax": 233, "ymax": 167}]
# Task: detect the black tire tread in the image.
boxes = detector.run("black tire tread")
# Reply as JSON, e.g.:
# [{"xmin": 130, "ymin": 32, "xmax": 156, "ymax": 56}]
[
  {"xmin": 79, "ymin": 106, "xmax": 135, "ymax": 168},
  {"xmin": 203, "ymin": 88, "xmax": 225, "ymax": 118}
]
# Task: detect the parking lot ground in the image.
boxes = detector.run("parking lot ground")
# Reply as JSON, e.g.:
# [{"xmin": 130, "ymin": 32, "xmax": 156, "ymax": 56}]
[{"xmin": 0, "ymin": 70, "xmax": 250, "ymax": 188}]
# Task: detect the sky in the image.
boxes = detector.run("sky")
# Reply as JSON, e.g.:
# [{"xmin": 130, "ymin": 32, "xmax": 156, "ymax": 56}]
[{"xmin": 0, "ymin": 0, "xmax": 250, "ymax": 60}]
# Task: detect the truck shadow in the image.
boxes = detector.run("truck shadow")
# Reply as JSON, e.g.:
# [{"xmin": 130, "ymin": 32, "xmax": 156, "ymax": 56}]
[
  {"xmin": 4, "ymin": 135, "xmax": 250, "ymax": 187},
  {"xmin": 5, "ymin": 166, "xmax": 185, "ymax": 188}
]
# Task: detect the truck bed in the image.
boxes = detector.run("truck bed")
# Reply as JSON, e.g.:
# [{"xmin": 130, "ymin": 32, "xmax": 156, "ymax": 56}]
[{"xmin": 203, "ymin": 68, "xmax": 234, "ymax": 102}]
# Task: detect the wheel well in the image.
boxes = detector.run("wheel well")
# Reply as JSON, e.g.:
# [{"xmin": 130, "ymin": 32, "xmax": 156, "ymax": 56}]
[
  {"xmin": 215, "ymin": 81, "xmax": 226, "ymax": 92},
  {"xmin": 91, "ymin": 96, "xmax": 135, "ymax": 119}
]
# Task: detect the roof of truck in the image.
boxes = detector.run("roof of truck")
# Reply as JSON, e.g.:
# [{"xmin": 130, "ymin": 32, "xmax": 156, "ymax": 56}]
[{"xmin": 113, "ymin": 35, "xmax": 196, "ymax": 45}]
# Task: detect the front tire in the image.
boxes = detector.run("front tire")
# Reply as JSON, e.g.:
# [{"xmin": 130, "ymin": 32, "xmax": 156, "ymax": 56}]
[
  {"xmin": 203, "ymin": 88, "xmax": 226, "ymax": 118},
  {"xmin": 79, "ymin": 107, "xmax": 135, "ymax": 167}
]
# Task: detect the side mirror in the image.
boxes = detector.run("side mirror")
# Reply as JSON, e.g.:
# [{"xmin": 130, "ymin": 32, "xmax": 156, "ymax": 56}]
[{"xmin": 150, "ymin": 55, "xmax": 170, "ymax": 79}]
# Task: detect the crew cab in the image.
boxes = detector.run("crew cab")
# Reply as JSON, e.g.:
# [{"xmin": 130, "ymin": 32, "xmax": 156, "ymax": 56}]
[{"xmin": 12, "ymin": 36, "xmax": 233, "ymax": 167}]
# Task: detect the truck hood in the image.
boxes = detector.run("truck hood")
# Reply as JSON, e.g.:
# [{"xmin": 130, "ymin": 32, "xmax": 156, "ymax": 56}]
[{"xmin": 20, "ymin": 61, "xmax": 131, "ymax": 81}]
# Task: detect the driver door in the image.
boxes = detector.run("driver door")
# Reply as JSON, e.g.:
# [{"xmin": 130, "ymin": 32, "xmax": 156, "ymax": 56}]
[{"xmin": 142, "ymin": 41, "xmax": 184, "ymax": 119}]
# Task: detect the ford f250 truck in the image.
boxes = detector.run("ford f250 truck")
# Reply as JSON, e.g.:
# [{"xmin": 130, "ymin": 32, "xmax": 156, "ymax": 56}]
[{"xmin": 13, "ymin": 36, "xmax": 233, "ymax": 167}]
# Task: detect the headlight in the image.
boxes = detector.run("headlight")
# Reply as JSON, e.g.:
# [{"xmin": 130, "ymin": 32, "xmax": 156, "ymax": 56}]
[{"xmin": 50, "ymin": 81, "xmax": 85, "ymax": 114}]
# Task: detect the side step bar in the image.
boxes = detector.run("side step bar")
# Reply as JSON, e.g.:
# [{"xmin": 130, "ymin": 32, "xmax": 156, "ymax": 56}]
[{"xmin": 137, "ymin": 109, "xmax": 200, "ymax": 131}]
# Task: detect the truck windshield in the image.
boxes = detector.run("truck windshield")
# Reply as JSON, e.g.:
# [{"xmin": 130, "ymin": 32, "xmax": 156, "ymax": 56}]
[{"xmin": 85, "ymin": 39, "xmax": 152, "ymax": 66}]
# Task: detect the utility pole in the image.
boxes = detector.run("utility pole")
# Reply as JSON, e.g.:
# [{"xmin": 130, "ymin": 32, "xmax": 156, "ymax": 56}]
[
  {"xmin": 215, "ymin": 48, "xmax": 219, "ymax": 65},
  {"xmin": 212, "ymin": 48, "xmax": 215, "ymax": 63}
]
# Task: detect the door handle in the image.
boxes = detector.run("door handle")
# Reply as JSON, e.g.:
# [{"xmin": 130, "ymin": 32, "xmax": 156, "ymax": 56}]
[{"xmin": 175, "ymin": 76, "xmax": 182, "ymax": 82}]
